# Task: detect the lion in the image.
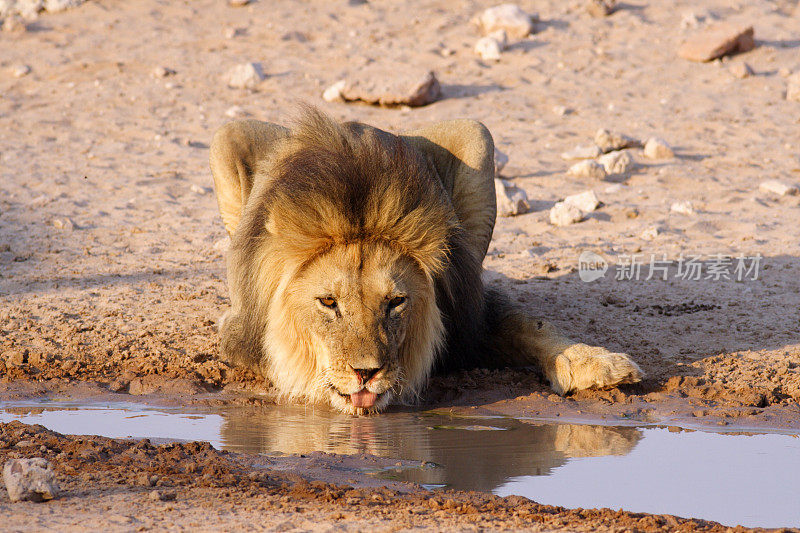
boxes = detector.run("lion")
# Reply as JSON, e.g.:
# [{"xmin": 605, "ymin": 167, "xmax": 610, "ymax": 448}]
[{"xmin": 209, "ymin": 107, "xmax": 642, "ymax": 415}]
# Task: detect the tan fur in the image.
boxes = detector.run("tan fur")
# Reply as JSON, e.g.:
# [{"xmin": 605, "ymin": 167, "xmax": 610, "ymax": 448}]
[{"xmin": 210, "ymin": 108, "xmax": 642, "ymax": 415}]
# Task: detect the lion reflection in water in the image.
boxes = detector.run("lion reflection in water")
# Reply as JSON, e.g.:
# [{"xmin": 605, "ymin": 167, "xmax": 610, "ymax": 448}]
[{"xmin": 219, "ymin": 408, "xmax": 641, "ymax": 492}]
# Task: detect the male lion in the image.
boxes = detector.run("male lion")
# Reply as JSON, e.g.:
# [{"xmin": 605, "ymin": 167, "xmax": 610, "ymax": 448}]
[{"xmin": 209, "ymin": 108, "xmax": 642, "ymax": 414}]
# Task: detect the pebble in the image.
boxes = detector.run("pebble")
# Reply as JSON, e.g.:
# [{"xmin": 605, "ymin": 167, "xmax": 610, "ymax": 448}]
[
  {"xmin": 3, "ymin": 458, "xmax": 59, "ymax": 502},
  {"xmin": 1, "ymin": 14, "xmax": 26, "ymax": 33},
  {"xmin": 561, "ymin": 144, "xmax": 601, "ymax": 160},
  {"xmin": 224, "ymin": 27, "xmax": 245, "ymax": 39},
  {"xmin": 564, "ymin": 190, "xmax": 600, "ymax": 213},
  {"xmin": 643, "ymin": 137, "xmax": 674, "ymax": 159},
  {"xmin": 474, "ymin": 30, "xmax": 507, "ymax": 62},
  {"xmin": 472, "ymin": 4, "xmax": 536, "ymax": 40},
  {"xmin": 586, "ymin": 0, "xmax": 616, "ymax": 17},
  {"xmin": 594, "ymin": 128, "xmax": 638, "ymax": 153},
  {"xmin": 151, "ymin": 66, "xmax": 175, "ymax": 79},
  {"xmin": 597, "ymin": 150, "xmax": 634, "ymax": 174},
  {"xmin": 786, "ymin": 72, "xmax": 800, "ymax": 103},
  {"xmin": 190, "ymin": 184, "xmax": 209, "ymax": 195},
  {"xmin": 332, "ymin": 67, "xmax": 440, "ymax": 107},
  {"xmin": 11, "ymin": 64, "xmax": 31, "ymax": 78},
  {"xmin": 322, "ymin": 80, "xmax": 346, "ymax": 102},
  {"xmin": 670, "ymin": 201, "xmax": 695, "ymax": 215},
  {"xmin": 51, "ymin": 217, "xmax": 76, "ymax": 230},
  {"xmin": 227, "ymin": 0, "xmax": 249, "ymax": 5},
  {"xmin": 678, "ymin": 22, "xmax": 755, "ymax": 62},
  {"xmin": 494, "ymin": 147, "xmax": 509, "ymax": 176},
  {"xmin": 224, "ymin": 105, "xmax": 249, "ymax": 118},
  {"xmin": 728, "ymin": 62, "xmax": 753, "ymax": 79},
  {"xmin": 759, "ymin": 180, "xmax": 798, "ymax": 197},
  {"xmin": 552, "ymin": 105, "xmax": 572, "ymax": 116},
  {"xmin": 225, "ymin": 62, "xmax": 265, "ymax": 89},
  {"xmin": 43, "ymin": 0, "xmax": 83, "ymax": 12},
  {"xmin": 3, "ymin": 350, "xmax": 25, "ymax": 366},
  {"xmin": 549, "ymin": 201, "xmax": 583, "ymax": 226},
  {"xmin": 149, "ymin": 490, "xmax": 177, "ymax": 502},
  {"xmin": 495, "ymin": 178, "xmax": 529, "ymax": 217},
  {"xmin": 567, "ymin": 160, "xmax": 606, "ymax": 179},
  {"xmin": 641, "ymin": 226, "xmax": 659, "ymax": 240}
]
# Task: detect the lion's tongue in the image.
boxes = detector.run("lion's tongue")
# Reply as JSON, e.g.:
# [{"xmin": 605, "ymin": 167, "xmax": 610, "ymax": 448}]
[{"xmin": 350, "ymin": 390, "xmax": 377, "ymax": 408}]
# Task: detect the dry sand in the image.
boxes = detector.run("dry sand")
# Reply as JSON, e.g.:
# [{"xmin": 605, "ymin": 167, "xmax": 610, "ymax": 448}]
[{"xmin": 1, "ymin": 0, "xmax": 800, "ymax": 529}]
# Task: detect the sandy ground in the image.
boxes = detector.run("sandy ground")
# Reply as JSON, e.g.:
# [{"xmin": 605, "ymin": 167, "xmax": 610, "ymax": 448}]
[{"xmin": 1, "ymin": 0, "xmax": 800, "ymax": 529}]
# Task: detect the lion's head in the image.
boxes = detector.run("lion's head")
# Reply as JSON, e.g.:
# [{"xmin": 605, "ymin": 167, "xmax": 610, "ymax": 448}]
[{"xmin": 211, "ymin": 109, "xmax": 491, "ymax": 415}]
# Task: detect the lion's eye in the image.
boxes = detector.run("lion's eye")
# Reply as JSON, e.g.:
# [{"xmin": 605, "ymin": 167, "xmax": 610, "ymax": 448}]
[
  {"xmin": 388, "ymin": 296, "xmax": 406, "ymax": 309},
  {"xmin": 318, "ymin": 297, "xmax": 337, "ymax": 309}
]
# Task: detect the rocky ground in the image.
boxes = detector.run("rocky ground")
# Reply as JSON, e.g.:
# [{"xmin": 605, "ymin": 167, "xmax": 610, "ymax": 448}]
[{"xmin": 1, "ymin": 0, "xmax": 800, "ymax": 529}]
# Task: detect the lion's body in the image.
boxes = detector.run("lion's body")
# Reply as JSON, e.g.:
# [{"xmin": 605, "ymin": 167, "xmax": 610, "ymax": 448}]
[{"xmin": 210, "ymin": 108, "xmax": 642, "ymax": 414}]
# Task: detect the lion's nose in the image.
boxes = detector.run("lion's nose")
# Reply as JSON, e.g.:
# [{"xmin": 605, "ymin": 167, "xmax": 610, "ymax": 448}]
[{"xmin": 352, "ymin": 367, "xmax": 380, "ymax": 385}]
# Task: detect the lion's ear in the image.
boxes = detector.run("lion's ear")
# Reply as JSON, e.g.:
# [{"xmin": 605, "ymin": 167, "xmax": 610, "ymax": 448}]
[
  {"xmin": 210, "ymin": 120, "xmax": 290, "ymax": 236},
  {"xmin": 401, "ymin": 120, "xmax": 496, "ymax": 259}
]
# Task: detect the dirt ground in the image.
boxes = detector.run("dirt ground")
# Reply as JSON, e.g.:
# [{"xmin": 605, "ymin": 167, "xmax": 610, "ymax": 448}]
[{"xmin": 1, "ymin": 0, "xmax": 800, "ymax": 529}]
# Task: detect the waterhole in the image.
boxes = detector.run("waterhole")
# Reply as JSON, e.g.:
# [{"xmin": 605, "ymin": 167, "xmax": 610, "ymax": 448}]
[{"xmin": 1, "ymin": 400, "xmax": 798, "ymax": 528}]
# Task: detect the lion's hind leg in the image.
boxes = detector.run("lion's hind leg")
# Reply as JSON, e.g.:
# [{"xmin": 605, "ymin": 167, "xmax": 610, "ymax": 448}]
[{"xmin": 485, "ymin": 288, "xmax": 643, "ymax": 395}]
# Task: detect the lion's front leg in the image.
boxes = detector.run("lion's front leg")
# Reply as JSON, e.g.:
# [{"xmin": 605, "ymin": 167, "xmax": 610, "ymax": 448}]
[{"xmin": 523, "ymin": 320, "xmax": 643, "ymax": 395}]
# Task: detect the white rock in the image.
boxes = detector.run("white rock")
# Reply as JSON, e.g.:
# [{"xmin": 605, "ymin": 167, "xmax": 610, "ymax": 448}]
[
  {"xmin": 224, "ymin": 105, "xmax": 249, "ymax": 118},
  {"xmin": 759, "ymin": 180, "xmax": 798, "ymax": 197},
  {"xmin": 11, "ymin": 64, "xmax": 31, "ymax": 78},
  {"xmin": 2, "ymin": 14, "xmax": 26, "ymax": 33},
  {"xmin": 549, "ymin": 201, "xmax": 583, "ymax": 226},
  {"xmin": 227, "ymin": 0, "xmax": 249, "ymax": 5},
  {"xmin": 552, "ymin": 105, "xmax": 572, "ymax": 116},
  {"xmin": 643, "ymin": 137, "xmax": 674, "ymax": 159},
  {"xmin": 472, "ymin": 4, "xmax": 536, "ymax": 40},
  {"xmin": 3, "ymin": 458, "xmax": 59, "ymax": 502},
  {"xmin": 786, "ymin": 72, "xmax": 800, "ymax": 103},
  {"xmin": 495, "ymin": 178, "xmax": 529, "ymax": 217},
  {"xmin": 594, "ymin": 128, "xmax": 639, "ymax": 153},
  {"xmin": 641, "ymin": 226, "xmax": 659, "ymax": 240},
  {"xmin": 475, "ymin": 36, "xmax": 503, "ymax": 61},
  {"xmin": 561, "ymin": 144, "xmax": 602, "ymax": 160},
  {"xmin": 43, "ymin": 0, "xmax": 82, "ymax": 12},
  {"xmin": 729, "ymin": 62, "xmax": 753, "ymax": 79},
  {"xmin": 564, "ymin": 190, "xmax": 600, "ymax": 213},
  {"xmin": 567, "ymin": 160, "xmax": 606, "ymax": 180},
  {"xmin": 597, "ymin": 150, "xmax": 634, "ymax": 174},
  {"xmin": 225, "ymin": 62, "xmax": 265, "ymax": 89},
  {"xmin": 190, "ymin": 184, "xmax": 209, "ymax": 195},
  {"xmin": 494, "ymin": 148, "xmax": 509, "ymax": 175},
  {"xmin": 2, "ymin": 0, "xmax": 42, "ymax": 18},
  {"xmin": 151, "ymin": 66, "xmax": 175, "ymax": 79},
  {"xmin": 586, "ymin": 0, "xmax": 616, "ymax": 17},
  {"xmin": 604, "ymin": 183, "xmax": 624, "ymax": 194},
  {"xmin": 322, "ymin": 80, "xmax": 346, "ymax": 102},
  {"xmin": 670, "ymin": 201, "xmax": 695, "ymax": 215}
]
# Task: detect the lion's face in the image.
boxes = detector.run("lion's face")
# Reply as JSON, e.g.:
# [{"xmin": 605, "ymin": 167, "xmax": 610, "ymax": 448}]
[{"xmin": 286, "ymin": 243, "xmax": 432, "ymax": 414}]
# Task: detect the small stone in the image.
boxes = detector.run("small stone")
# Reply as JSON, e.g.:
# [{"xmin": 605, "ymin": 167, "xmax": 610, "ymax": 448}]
[
  {"xmin": 51, "ymin": 217, "xmax": 76, "ymax": 230},
  {"xmin": 786, "ymin": 73, "xmax": 800, "ymax": 103},
  {"xmin": 567, "ymin": 160, "xmax": 606, "ymax": 179},
  {"xmin": 322, "ymin": 80, "xmax": 346, "ymax": 102},
  {"xmin": 3, "ymin": 350, "xmax": 25, "ymax": 367},
  {"xmin": 149, "ymin": 490, "xmax": 176, "ymax": 502},
  {"xmin": 213, "ymin": 236, "xmax": 231, "ymax": 252},
  {"xmin": 597, "ymin": 150, "xmax": 634, "ymax": 175},
  {"xmin": 759, "ymin": 180, "xmax": 798, "ymax": 197},
  {"xmin": 561, "ymin": 144, "xmax": 602, "ymax": 160},
  {"xmin": 680, "ymin": 12, "xmax": 703, "ymax": 29},
  {"xmin": 224, "ymin": 27, "xmax": 245, "ymax": 39},
  {"xmin": 778, "ymin": 67, "xmax": 791, "ymax": 78},
  {"xmin": 729, "ymin": 62, "xmax": 753, "ymax": 79},
  {"xmin": 3, "ymin": 458, "xmax": 59, "ymax": 502},
  {"xmin": 439, "ymin": 46, "xmax": 455, "ymax": 57},
  {"xmin": 641, "ymin": 226, "xmax": 659, "ymax": 240},
  {"xmin": 495, "ymin": 179, "xmax": 529, "ymax": 217},
  {"xmin": 11, "ymin": 64, "xmax": 31, "ymax": 78},
  {"xmin": 494, "ymin": 148, "xmax": 509, "ymax": 176},
  {"xmin": 552, "ymin": 105, "xmax": 571, "ymax": 116},
  {"xmin": 190, "ymin": 184, "xmax": 209, "ymax": 195},
  {"xmin": 151, "ymin": 66, "xmax": 175, "ymax": 79},
  {"xmin": 227, "ymin": 0, "xmax": 249, "ymax": 5},
  {"xmin": 2, "ymin": 14, "xmax": 27, "ymax": 33},
  {"xmin": 678, "ymin": 23, "xmax": 755, "ymax": 62},
  {"xmin": 224, "ymin": 105, "xmax": 249, "ymax": 118},
  {"xmin": 564, "ymin": 190, "xmax": 600, "ymax": 213},
  {"xmin": 594, "ymin": 128, "xmax": 639, "ymax": 153},
  {"xmin": 549, "ymin": 201, "xmax": 583, "ymax": 226},
  {"xmin": 643, "ymin": 137, "xmax": 674, "ymax": 159},
  {"xmin": 586, "ymin": 0, "xmax": 616, "ymax": 17},
  {"xmin": 337, "ymin": 67, "xmax": 440, "ymax": 107},
  {"xmin": 604, "ymin": 183, "xmax": 624, "ymax": 194},
  {"xmin": 225, "ymin": 62, "xmax": 265, "ymax": 89},
  {"xmin": 670, "ymin": 201, "xmax": 695, "ymax": 215},
  {"xmin": 475, "ymin": 34, "xmax": 504, "ymax": 62},
  {"xmin": 472, "ymin": 4, "xmax": 536, "ymax": 40},
  {"xmin": 108, "ymin": 377, "xmax": 129, "ymax": 393}
]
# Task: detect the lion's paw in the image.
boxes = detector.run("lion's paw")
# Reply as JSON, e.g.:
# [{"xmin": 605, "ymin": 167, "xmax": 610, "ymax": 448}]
[{"xmin": 548, "ymin": 344, "xmax": 643, "ymax": 396}]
